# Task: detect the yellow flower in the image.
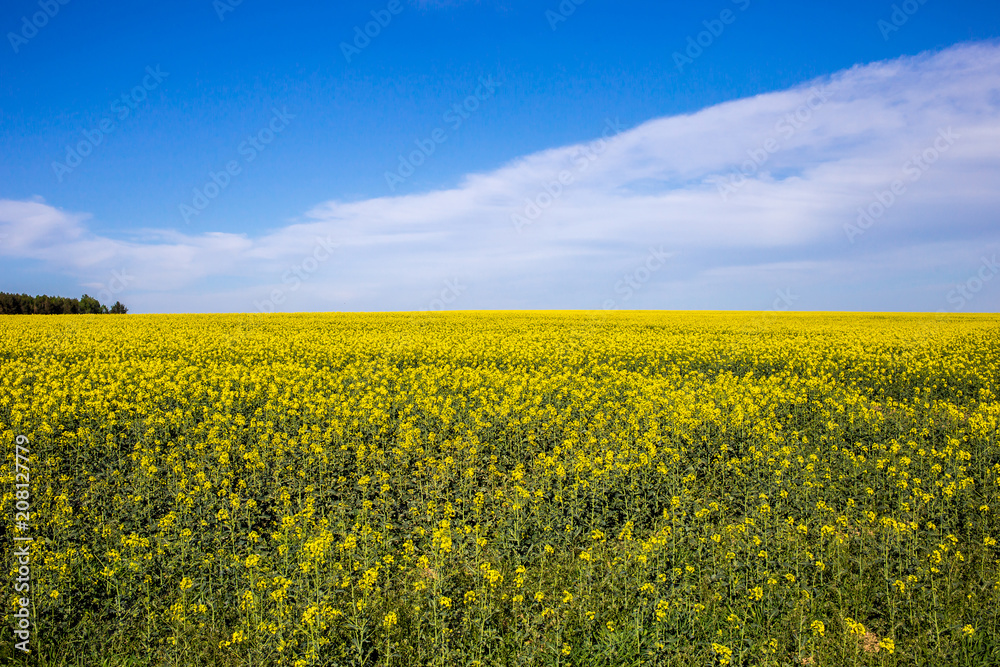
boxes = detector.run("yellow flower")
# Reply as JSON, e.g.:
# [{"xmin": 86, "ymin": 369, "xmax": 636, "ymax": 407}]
[
  {"xmin": 712, "ymin": 643, "xmax": 733, "ymax": 665},
  {"xmin": 810, "ymin": 620, "xmax": 825, "ymax": 637},
  {"xmin": 844, "ymin": 617, "xmax": 866, "ymax": 636}
]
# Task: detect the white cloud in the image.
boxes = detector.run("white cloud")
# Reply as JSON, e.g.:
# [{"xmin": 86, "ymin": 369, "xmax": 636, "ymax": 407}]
[{"xmin": 3, "ymin": 40, "xmax": 1000, "ymax": 312}]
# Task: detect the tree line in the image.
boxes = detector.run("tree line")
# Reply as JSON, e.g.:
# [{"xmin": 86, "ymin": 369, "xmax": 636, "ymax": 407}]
[{"xmin": 0, "ymin": 293, "xmax": 128, "ymax": 315}]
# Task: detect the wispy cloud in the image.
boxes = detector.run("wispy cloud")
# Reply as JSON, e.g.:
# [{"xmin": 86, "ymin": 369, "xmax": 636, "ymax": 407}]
[{"xmin": 3, "ymin": 41, "xmax": 999, "ymax": 313}]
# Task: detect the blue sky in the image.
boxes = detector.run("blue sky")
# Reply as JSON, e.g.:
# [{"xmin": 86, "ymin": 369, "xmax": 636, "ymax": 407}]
[{"xmin": 1, "ymin": 0, "xmax": 999, "ymax": 313}]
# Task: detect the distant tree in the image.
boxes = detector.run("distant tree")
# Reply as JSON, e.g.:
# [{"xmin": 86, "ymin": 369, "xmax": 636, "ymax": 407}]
[
  {"xmin": 0, "ymin": 292, "xmax": 26, "ymax": 314},
  {"xmin": 80, "ymin": 294, "xmax": 103, "ymax": 314},
  {"xmin": 0, "ymin": 292, "xmax": 128, "ymax": 315}
]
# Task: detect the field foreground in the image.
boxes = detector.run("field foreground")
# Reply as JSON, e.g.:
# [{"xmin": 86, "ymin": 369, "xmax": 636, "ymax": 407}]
[{"xmin": 2, "ymin": 311, "xmax": 999, "ymax": 666}]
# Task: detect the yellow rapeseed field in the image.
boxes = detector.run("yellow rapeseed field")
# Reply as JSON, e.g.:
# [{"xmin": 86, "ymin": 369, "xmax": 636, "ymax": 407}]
[{"xmin": 1, "ymin": 311, "xmax": 999, "ymax": 666}]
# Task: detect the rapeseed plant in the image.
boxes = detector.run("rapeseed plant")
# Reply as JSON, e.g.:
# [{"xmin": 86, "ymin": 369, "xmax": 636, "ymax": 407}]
[{"xmin": 0, "ymin": 311, "xmax": 998, "ymax": 665}]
